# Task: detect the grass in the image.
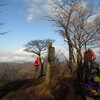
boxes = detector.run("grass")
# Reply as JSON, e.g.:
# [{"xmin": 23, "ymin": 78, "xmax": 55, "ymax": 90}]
[{"xmin": 0, "ymin": 69, "xmax": 86, "ymax": 100}]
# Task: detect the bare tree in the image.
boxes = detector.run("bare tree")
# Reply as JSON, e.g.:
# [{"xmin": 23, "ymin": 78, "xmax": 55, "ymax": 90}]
[
  {"xmin": 0, "ymin": 0, "xmax": 8, "ymax": 35},
  {"xmin": 24, "ymin": 39, "xmax": 55, "ymax": 77},
  {"xmin": 45, "ymin": 0, "xmax": 100, "ymax": 71},
  {"xmin": 24, "ymin": 39, "xmax": 55, "ymax": 57}
]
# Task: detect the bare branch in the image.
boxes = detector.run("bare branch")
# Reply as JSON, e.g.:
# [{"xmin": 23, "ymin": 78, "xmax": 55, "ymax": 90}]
[{"xmin": 24, "ymin": 39, "xmax": 55, "ymax": 57}]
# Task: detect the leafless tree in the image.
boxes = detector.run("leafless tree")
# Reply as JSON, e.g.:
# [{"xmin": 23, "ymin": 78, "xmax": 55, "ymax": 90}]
[
  {"xmin": 24, "ymin": 39, "xmax": 55, "ymax": 77},
  {"xmin": 24, "ymin": 39, "xmax": 55, "ymax": 57},
  {"xmin": 0, "ymin": 0, "xmax": 8, "ymax": 35},
  {"xmin": 45, "ymin": 0, "xmax": 100, "ymax": 71}
]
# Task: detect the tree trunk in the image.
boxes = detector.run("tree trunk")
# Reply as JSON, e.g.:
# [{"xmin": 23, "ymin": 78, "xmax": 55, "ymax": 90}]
[
  {"xmin": 85, "ymin": 43, "xmax": 87, "ymax": 51},
  {"xmin": 39, "ymin": 55, "xmax": 43, "ymax": 77},
  {"xmin": 45, "ymin": 43, "xmax": 52, "ymax": 84},
  {"xmin": 40, "ymin": 63, "xmax": 44, "ymax": 77},
  {"xmin": 68, "ymin": 43, "xmax": 77, "ymax": 72},
  {"xmin": 45, "ymin": 61, "xmax": 51, "ymax": 84},
  {"xmin": 71, "ymin": 49, "xmax": 77, "ymax": 72},
  {"xmin": 77, "ymin": 48, "xmax": 82, "ymax": 80},
  {"xmin": 69, "ymin": 43, "xmax": 73, "ymax": 72},
  {"xmin": 77, "ymin": 48, "xmax": 82, "ymax": 68}
]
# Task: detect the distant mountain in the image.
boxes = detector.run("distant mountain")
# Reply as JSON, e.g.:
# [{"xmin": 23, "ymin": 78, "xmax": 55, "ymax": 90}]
[
  {"xmin": 0, "ymin": 61, "xmax": 32, "ymax": 64},
  {"xmin": 0, "ymin": 62, "xmax": 35, "ymax": 82}
]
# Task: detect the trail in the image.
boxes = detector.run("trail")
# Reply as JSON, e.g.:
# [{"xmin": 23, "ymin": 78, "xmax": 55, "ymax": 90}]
[
  {"xmin": 0, "ymin": 76, "xmax": 95, "ymax": 100},
  {"xmin": 0, "ymin": 78, "xmax": 43, "ymax": 99}
]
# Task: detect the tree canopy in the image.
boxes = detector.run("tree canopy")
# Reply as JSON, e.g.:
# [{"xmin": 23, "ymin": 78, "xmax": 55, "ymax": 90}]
[
  {"xmin": 24, "ymin": 39, "xmax": 55, "ymax": 57},
  {"xmin": 46, "ymin": 0, "xmax": 100, "ymax": 70}
]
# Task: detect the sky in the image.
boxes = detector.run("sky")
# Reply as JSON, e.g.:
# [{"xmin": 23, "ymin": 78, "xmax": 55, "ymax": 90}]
[{"xmin": 0, "ymin": 0, "xmax": 100, "ymax": 63}]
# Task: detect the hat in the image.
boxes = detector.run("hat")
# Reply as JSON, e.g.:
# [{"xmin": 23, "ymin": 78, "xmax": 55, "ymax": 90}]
[
  {"xmin": 88, "ymin": 48, "xmax": 92, "ymax": 51},
  {"xmin": 37, "ymin": 56, "xmax": 40, "ymax": 59}
]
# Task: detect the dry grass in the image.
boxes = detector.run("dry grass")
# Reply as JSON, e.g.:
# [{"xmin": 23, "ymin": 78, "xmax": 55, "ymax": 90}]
[
  {"xmin": 34, "ymin": 83, "xmax": 54, "ymax": 100},
  {"xmin": 1, "ymin": 69, "xmax": 85, "ymax": 100},
  {"xmin": 64, "ymin": 73, "xmax": 72, "ymax": 78},
  {"xmin": 0, "ymin": 83, "xmax": 6, "ymax": 87}
]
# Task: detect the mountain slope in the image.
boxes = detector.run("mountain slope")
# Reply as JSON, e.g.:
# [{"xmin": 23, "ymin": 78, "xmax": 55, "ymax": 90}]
[{"xmin": 0, "ymin": 75, "xmax": 85, "ymax": 100}]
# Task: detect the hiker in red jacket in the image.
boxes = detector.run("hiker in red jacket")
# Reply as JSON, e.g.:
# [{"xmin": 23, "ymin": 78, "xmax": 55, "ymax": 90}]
[
  {"xmin": 83, "ymin": 48, "xmax": 96, "ymax": 70},
  {"xmin": 34, "ymin": 56, "xmax": 41, "ymax": 68},
  {"xmin": 34, "ymin": 56, "xmax": 41, "ymax": 78},
  {"xmin": 82, "ymin": 48, "xmax": 96, "ymax": 82},
  {"xmin": 83, "ymin": 48, "xmax": 96, "ymax": 63}
]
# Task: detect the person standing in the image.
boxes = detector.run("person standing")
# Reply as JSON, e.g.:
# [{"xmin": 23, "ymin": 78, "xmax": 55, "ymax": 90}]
[
  {"xmin": 83, "ymin": 48, "xmax": 96, "ymax": 69},
  {"xmin": 34, "ymin": 56, "xmax": 41, "ymax": 78},
  {"xmin": 82, "ymin": 48, "xmax": 96, "ymax": 82}
]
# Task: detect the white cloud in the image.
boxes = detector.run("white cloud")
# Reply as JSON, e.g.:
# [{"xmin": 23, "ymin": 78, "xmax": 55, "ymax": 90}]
[
  {"xmin": 20, "ymin": 0, "xmax": 62, "ymax": 22},
  {"xmin": 27, "ymin": 4, "xmax": 43, "ymax": 21},
  {"xmin": 0, "ymin": 49, "xmax": 34, "ymax": 63},
  {"xmin": 14, "ymin": 48, "xmax": 32, "ymax": 55},
  {"xmin": 0, "ymin": 46, "xmax": 99, "ymax": 63},
  {"xmin": 0, "ymin": 46, "xmax": 68, "ymax": 63},
  {"xmin": 20, "ymin": 0, "xmax": 53, "ymax": 22},
  {"xmin": 54, "ymin": 46, "xmax": 69, "ymax": 57},
  {"xmin": 19, "ymin": 0, "xmax": 100, "ymax": 22}
]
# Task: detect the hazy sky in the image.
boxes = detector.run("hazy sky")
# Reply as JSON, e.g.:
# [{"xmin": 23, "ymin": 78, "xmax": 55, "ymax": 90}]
[{"xmin": 0, "ymin": 0, "xmax": 100, "ymax": 62}]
